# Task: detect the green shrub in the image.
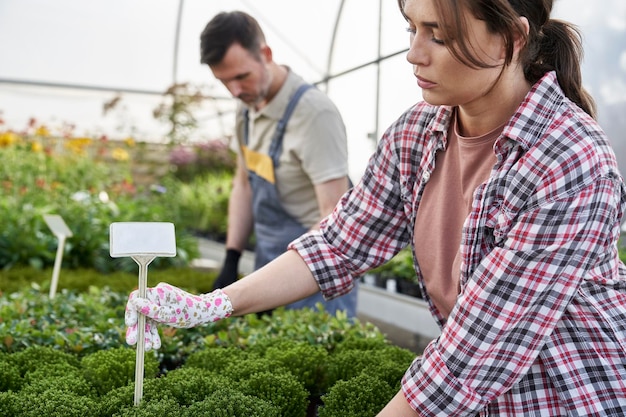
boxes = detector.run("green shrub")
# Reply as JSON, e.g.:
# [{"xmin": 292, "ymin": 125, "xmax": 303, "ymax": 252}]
[
  {"xmin": 228, "ymin": 306, "xmax": 383, "ymax": 352},
  {"xmin": 184, "ymin": 388, "xmax": 279, "ymax": 417},
  {"xmin": 81, "ymin": 347, "xmax": 159, "ymax": 396},
  {"xmin": 21, "ymin": 363, "xmax": 94, "ymax": 397},
  {"xmin": 0, "ymin": 266, "xmax": 216, "ymax": 296},
  {"xmin": 13, "ymin": 388, "xmax": 98, "ymax": 417},
  {"xmin": 325, "ymin": 345, "xmax": 415, "ymax": 387},
  {"xmin": 263, "ymin": 339, "xmax": 328, "ymax": 395},
  {"xmin": 318, "ymin": 373, "xmax": 397, "ymax": 417},
  {"xmin": 0, "ymin": 288, "xmax": 127, "ymax": 356},
  {"xmin": 224, "ymin": 357, "xmax": 288, "ymax": 382},
  {"xmin": 360, "ymin": 360, "xmax": 410, "ymax": 391},
  {"xmin": 21, "ymin": 372, "xmax": 95, "ymax": 397},
  {"xmin": 0, "ymin": 356, "xmax": 22, "ymax": 392},
  {"xmin": 96, "ymin": 384, "xmax": 136, "ymax": 417},
  {"xmin": 11, "ymin": 345, "xmax": 80, "ymax": 376},
  {"xmin": 239, "ymin": 371, "xmax": 309, "ymax": 417},
  {"xmin": 164, "ymin": 172, "xmax": 233, "ymax": 240},
  {"xmin": 332, "ymin": 335, "xmax": 393, "ymax": 353},
  {"xmin": 0, "ymin": 391, "xmax": 19, "ymax": 417},
  {"xmin": 1, "ymin": 284, "xmax": 387, "ymax": 376},
  {"xmin": 184, "ymin": 346, "xmax": 252, "ymax": 373},
  {"xmin": 142, "ymin": 366, "xmax": 232, "ymax": 406},
  {"xmin": 112, "ymin": 396, "xmax": 182, "ymax": 417}
]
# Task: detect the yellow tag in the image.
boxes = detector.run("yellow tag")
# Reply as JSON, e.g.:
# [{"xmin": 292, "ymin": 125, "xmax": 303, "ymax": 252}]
[{"xmin": 242, "ymin": 146, "xmax": 275, "ymax": 184}]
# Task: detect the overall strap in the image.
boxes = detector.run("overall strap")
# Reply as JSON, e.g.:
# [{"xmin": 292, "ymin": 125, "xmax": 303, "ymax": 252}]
[
  {"xmin": 241, "ymin": 84, "xmax": 313, "ymax": 150},
  {"xmin": 268, "ymin": 84, "xmax": 313, "ymax": 166}
]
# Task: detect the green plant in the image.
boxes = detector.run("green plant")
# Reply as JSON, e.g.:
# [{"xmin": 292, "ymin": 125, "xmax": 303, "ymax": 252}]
[
  {"xmin": 21, "ymin": 371, "xmax": 94, "ymax": 398},
  {"xmin": 163, "ymin": 172, "xmax": 233, "ymax": 239},
  {"xmin": 11, "ymin": 345, "xmax": 80, "ymax": 375},
  {"xmin": 0, "ymin": 391, "xmax": 18, "ymax": 417},
  {"xmin": 318, "ymin": 373, "xmax": 397, "ymax": 417},
  {"xmin": 0, "ymin": 265, "xmax": 217, "ymax": 295},
  {"xmin": 0, "ymin": 355, "xmax": 22, "ymax": 391},
  {"xmin": 152, "ymin": 83, "xmax": 203, "ymax": 145},
  {"xmin": 168, "ymin": 140, "xmax": 236, "ymax": 182},
  {"xmin": 113, "ymin": 397, "xmax": 182, "ymax": 417},
  {"xmin": 370, "ymin": 246, "xmax": 417, "ymax": 283},
  {"xmin": 325, "ymin": 345, "xmax": 414, "ymax": 388},
  {"xmin": 263, "ymin": 339, "xmax": 329, "ymax": 395},
  {"xmin": 184, "ymin": 346, "xmax": 252, "ymax": 373},
  {"xmin": 13, "ymin": 389, "xmax": 98, "ymax": 417},
  {"xmin": 239, "ymin": 371, "xmax": 309, "ymax": 417},
  {"xmin": 95, "ymin": 384, "xmax": 136, "ymax": 416},
  {"xmin": 0, "ymin": 133, "xmax": 202, "ymax": 272},
  {"xmin": 142, "ymin": 367, "xmax": 232, "ymax": 406},
  {"xmin": 183, "ymin": 388, "xmax": 280, "ymax": 417},
  {"xmin": 224, "ymin": 357, "xmax": 288, "ymax": 382},
  {"xmin": 0, "ymin": 287, "xmax": 127, "ymax": 356},
  {"xmin": 81, "ymin": 346, "xmax": 159, "ymax": 396},
  {"xmin": 0, "ymin": 280, "xmax": 388, "ymax": 376}
]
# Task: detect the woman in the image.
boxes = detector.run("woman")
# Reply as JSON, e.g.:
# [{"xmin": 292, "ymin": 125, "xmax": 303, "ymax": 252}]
[{"xmin": 125, "ymin": 0, "xmax": 626, "ymax": 415}]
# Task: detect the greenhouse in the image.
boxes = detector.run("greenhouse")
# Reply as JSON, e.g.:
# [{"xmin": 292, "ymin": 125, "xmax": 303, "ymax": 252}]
[{"xmin": 1, "ymin": 0, "xmax": 626, "ymax": 416}]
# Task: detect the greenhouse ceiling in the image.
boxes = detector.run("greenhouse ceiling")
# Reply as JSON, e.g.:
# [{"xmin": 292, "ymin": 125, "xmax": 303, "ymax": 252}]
[{"xmin": 1, "ymin": 0, "xmax": 625, "ymax": 179}]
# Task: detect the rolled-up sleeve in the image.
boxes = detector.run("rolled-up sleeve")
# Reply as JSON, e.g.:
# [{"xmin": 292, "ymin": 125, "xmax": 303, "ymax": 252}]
[{"xmin": 290, "ymin": 123, "xmax": 415, "ymax": 299}]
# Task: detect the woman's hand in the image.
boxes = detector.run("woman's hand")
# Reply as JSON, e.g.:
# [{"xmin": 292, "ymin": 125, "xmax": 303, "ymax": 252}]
[{"xmin": 124, "ymin": 282, "xmax": 233, "ymax": 350}]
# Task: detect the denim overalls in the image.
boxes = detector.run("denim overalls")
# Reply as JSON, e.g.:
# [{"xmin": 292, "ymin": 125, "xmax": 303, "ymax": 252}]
[{"xmin": 241, "ymin": 84, "xmax": 357, "ymax": 317}]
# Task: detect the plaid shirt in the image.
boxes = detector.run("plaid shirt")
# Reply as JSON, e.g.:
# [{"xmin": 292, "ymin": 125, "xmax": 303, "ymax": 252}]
[{"xmin": 290, "ymin": 72, "xmax": 626, "ymax": 416}]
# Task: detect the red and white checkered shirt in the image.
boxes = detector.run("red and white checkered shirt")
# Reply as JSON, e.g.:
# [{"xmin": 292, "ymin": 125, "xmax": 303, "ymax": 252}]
[{"xmin": 290, "ymin": 72, "xmax": 626, "ymax": 416}]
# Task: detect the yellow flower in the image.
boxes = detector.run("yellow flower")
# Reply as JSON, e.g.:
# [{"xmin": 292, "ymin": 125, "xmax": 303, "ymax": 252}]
[
  {"xmin": 111, "ymin": 148, "xmax": 129, "ymax": 161},
  {"xmin": 123, "ymin": 136, "xmax": 136, "ymax": 147},
  {"xmin": 0, "ymin": 131, "xmax": 20, "ymax": 147},
  {"xmin": 35, "ymin": 125, "xmax": 50, "ymax": 137},
  {"xmin": 31, "ymin": 142, "xmax": 43, "ymax": 152},
  {"xmin": 64, "ymin": 137, "xmax": 92, "ymax": 155}
]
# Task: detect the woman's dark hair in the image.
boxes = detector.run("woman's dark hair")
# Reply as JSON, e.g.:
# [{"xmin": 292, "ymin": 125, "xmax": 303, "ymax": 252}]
[
  {"xmin": 200, "ymin": 10, "xmax": 266, "ymax": 66},
  {"xmin": 397, "ymin": 0, "xmax": 596, "ymax": 118}
]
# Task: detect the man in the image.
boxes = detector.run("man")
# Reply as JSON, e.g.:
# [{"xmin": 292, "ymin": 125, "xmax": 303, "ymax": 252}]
[{"xmin": 200, "ymin": 10, "xmax": 357, "ymax": 316}]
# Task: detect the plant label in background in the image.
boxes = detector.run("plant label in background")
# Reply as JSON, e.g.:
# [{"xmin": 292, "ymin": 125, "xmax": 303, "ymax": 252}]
[
  {"xmin": 43, "ymin": 214, "xmax": 73, "ymax": 299},
  {"xmin": 43, "ymin": 214, "xmax": 73, "ymax": 238}
]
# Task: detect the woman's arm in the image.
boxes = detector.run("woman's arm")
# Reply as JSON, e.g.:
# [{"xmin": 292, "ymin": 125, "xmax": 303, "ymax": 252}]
[
  {"xmin": 377, "ymin": 390, "xmax": 420, "ymax": 416},
  {"xmin": 223, "ymin": 249, "xmax": 321, "ymax": 316}
]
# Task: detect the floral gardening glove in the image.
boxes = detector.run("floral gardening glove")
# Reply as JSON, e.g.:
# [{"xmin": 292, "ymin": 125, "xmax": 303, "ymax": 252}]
[{"xmin": 125, "ymin": 282, "xmax": 233, "ymax": 350}]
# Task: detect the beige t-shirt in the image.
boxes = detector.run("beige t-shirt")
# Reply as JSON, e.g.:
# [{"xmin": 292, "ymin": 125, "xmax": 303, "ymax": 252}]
[
  {"xmin": 235, "ymin": 69, "xmax": 348, "ymax": 228},
  {"xmin": 414, "ymin": 110, "xmax": 502, "ymax": 318}
]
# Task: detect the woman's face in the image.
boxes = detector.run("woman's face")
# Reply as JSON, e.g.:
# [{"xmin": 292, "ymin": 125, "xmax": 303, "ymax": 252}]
[{"xmin": 403, "ymin": 0, "xmax": 506, "ymax": 111}]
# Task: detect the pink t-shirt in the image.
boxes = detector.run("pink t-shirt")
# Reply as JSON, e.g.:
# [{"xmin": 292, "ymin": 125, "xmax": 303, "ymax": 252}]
[{"xmin": 414, "ymin": 110, "xmax": 503, "ymax": 318}]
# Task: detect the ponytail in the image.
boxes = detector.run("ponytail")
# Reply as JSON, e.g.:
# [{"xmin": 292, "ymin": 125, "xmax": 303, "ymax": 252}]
[{"xmin": 523, "ymin": 19, "xmax": 596, "ymax": 118}]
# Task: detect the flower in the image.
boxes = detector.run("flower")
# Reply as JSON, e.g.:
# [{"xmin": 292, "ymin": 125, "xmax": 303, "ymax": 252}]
[
  {"xmin": 111, "ymin": 148, "xmax": 129, "ymax": 161},
  {"xmin": 31, "ymin": 141, "xmax": 43, "ymax": 152},
  {"xmin": 0, "ymin": 131, "xmax": 19, "ymax": 147}
]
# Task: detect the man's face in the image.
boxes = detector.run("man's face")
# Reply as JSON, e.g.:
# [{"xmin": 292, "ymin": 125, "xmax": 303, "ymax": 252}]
[{"xmin": 209, "ymin": 43, "xmax": 272, "ymax": 107}]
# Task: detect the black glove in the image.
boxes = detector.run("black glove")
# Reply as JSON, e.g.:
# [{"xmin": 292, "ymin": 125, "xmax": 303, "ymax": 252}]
[{"xmin": 211, "ymin": 249, "xmax": 241, "ymax": 290}]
